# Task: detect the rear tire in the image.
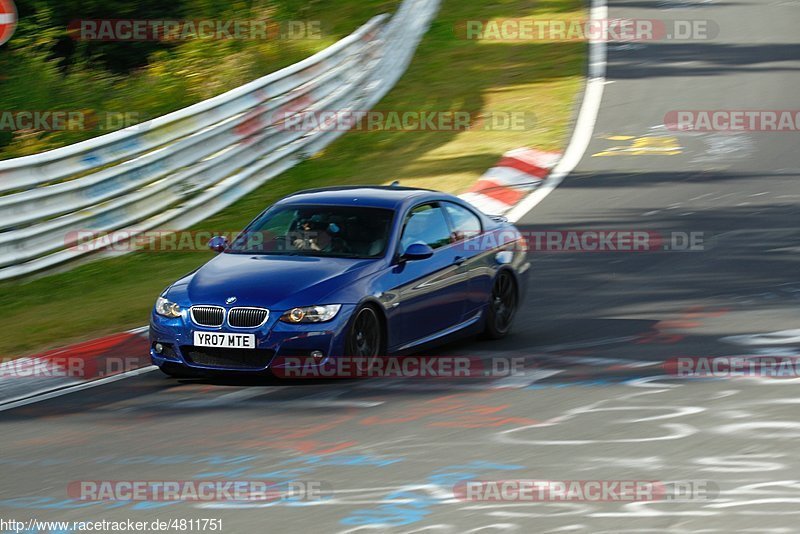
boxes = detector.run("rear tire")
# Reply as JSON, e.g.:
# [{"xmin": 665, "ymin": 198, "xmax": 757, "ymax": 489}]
[{"xmin": 482, "ymin": 270, "xmax": 518, "ymax": 340}]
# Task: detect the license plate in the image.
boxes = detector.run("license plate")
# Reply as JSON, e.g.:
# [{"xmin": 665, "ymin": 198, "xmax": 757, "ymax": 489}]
[{"xmin": 193, "ymin": 331, "xmax": 256, "ymax": 349}]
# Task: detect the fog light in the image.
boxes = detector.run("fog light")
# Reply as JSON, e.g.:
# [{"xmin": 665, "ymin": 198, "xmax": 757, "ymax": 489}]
[
  {"xmin": 310, "ymin": 350, "xmax": 324, "ymax": 361},
  {"xmin": 154, "ymin": 343, "xmax": 164, "ymax": 354}
]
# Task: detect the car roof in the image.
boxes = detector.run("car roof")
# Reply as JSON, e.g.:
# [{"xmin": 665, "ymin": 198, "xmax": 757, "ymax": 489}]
[{"xmin": 277, "ymin": 185, "xmax": 443, "ymax": 210}]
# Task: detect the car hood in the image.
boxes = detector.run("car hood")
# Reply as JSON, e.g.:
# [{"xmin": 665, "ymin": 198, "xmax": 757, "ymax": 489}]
[{"xmin": 169, "ymin": 253, "xmax": 380, "ymax": 309}]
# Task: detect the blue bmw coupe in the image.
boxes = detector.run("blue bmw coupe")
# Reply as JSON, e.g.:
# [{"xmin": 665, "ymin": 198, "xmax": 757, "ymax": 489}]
[{"xmin": 149, "ymin": 186, "xmax": 529, "ymax": 377}]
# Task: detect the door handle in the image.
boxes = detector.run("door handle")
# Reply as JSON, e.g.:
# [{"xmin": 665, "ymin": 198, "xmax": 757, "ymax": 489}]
[{"xmin": 453, "ymin": 256, "xmax": 466, "ymax": 266}]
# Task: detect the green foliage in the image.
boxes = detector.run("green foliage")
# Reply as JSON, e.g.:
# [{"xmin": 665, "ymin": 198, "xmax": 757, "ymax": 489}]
[{"xmin": 1, "ymin": 0, "xmax": 397, "ymax": 158}]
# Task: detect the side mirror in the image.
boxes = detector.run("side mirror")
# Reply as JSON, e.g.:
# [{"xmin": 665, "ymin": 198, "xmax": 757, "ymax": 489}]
[
  {"xmin": 208, "ymin": 235, "xmax": 229, "ymax": 253},
  {"xmin": 401, "ymin": 242, "xmax": 434, "ymax": 262}
]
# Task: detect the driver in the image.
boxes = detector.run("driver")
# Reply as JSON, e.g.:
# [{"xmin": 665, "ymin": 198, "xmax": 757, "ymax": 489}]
[{"xmin": 292, "ymin": 217, "xmax": 341, "ymax": 252}]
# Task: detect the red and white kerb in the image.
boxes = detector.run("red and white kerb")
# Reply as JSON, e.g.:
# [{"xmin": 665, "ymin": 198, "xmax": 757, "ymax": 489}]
[{"xmin": 0, "ymin": 0, "xmax": 17, "ymax": 46}]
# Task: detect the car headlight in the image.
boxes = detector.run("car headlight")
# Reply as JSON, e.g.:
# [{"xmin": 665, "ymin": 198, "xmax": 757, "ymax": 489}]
[
  {"xmin": 280, "ymin": 304, "xmax": 342, "ymax": 323},
  {"xmin": 155, "ymin": 296, "xmax": 182, "ymax": 318}
]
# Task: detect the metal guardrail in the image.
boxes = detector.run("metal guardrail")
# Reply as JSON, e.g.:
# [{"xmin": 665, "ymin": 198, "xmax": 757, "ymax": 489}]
[{"xmin": 0, "ymin": 0, "xmax": 440, "ymax": 280}]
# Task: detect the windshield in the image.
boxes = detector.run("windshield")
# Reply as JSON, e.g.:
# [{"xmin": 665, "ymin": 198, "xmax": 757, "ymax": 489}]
[{"xmin": 226, "ymin": 204, "xmax": 395, "ymax": 259}]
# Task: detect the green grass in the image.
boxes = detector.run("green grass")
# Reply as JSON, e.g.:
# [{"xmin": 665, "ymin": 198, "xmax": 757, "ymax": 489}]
[{"xmin": 0, "ymin": 0, "xmax": 586, "ymax": 357}]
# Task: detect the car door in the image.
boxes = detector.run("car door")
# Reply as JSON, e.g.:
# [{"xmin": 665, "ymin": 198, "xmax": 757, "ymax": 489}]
[
  {"xmin": 442, "ymin": 201, "xmax": 489, "ymax": 319},
  {"xmin": 382, "ymin": 202, "xmax": 469, "ymax": 351}
]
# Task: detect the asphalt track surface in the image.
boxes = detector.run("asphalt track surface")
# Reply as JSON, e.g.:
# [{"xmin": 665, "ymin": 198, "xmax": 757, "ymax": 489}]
[{"xmin": 3, "ymin": 0, "xmax": 800, "ymax": 532}]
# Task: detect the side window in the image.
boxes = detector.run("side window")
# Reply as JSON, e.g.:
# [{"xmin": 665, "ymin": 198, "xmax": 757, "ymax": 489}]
[
  {"xmin": 400, "ymin": 204, "xmax": 452, "ymax": 251},
  {"xmin": 443, "ymin": 202, "xmax": 482, "ymax": 242}
]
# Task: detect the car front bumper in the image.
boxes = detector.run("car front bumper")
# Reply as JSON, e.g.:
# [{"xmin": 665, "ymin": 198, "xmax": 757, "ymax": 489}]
[{"xmin": 149, "ymin": 304, "xmax": 357, "ymax": 372}]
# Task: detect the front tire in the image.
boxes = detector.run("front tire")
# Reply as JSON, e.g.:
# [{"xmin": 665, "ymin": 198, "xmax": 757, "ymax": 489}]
[
  {"xmin": 482, "ymin": 270, "xmax": 518, "ymax": 339},
  {"xmin": 346, "ymin": 306, "xmax": 383, "ymax": 373}
]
